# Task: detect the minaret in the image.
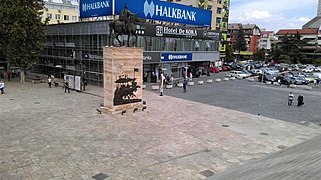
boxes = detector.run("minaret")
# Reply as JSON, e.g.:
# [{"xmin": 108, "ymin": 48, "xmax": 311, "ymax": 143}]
[
  {"xmin": 318, "ymin": 0, "xmax": 321, "ymax": 16},
  {"xmin": 303, "ymin": 0, "xmax": 321, "ymax": 28}
]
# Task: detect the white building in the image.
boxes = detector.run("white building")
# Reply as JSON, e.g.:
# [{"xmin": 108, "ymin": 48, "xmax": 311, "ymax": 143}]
[{"xmin": 42, "ymin": 0, "xmax": 79, "ymax": 24}]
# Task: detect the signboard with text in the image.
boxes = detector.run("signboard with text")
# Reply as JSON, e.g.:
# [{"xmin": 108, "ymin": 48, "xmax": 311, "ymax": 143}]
[
  {"xmin": 115, "ymin": 0, "xmax": 212, "ymax": 27},
  {"xmin": 80, "ymin": 0, "xmax": 112, "ymax": 18},
  {"xmin": 161, "ymin": 53, "xmax": 192, "ymax": 62},
  {"xmin": 136, "ymin": 24, "xmax": 220, "ymax": 40}
]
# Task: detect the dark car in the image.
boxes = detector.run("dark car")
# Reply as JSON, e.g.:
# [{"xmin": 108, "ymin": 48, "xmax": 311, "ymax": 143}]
[
  {"xmin": 276, "ymin": 75, "xmax": 291, "ymax": 85},
  {"xmin": 258, "ymin": 72, "xmax": 277, "ymax": 82}
]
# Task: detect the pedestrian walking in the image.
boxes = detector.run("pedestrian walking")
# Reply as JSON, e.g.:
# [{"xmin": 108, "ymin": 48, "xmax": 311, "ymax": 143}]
[
  {"xmin": 7, "ymin": 70, "xmax": 11, "ymax": 81},
  {"xmin": 0, "ymin": 81, "xmax": 5, "ymax": 94},
  {"xmin": 159, "ymin": 71, "xmax": 164, "ymax": 96},
  {"xmin": 48, "ymin": 76, "xmax": 52, "ymax": 88},
  {"xmin": 64, "ymin": 79, "xmax": 70, "ymax": 93},
  {"xmin": 189, "ymin": 72, "xmax": 193, "ymax": 81},
  {"xmin": 297, "ymin": 94, "xmax": 304, "ymax": 107},
  {"xmin": 183, "ymin": 76, "xmax": 188, "ymax": 93},
  {"xmin": 83, "ymin": 81, "xmax": 87, "ymax": 91},
  {"xmin": 288, "ymin": 92, "xmax": 294, "ymax": 106}
]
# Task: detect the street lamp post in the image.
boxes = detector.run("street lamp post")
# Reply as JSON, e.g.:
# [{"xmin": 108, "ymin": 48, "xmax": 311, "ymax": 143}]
[{"xmin": 258, "ymin": 71, "xmax": 264, "ymax": 116}]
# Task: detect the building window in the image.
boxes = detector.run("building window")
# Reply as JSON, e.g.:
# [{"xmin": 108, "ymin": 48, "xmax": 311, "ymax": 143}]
[
  {"xmin": 55, "ymin": 14, "xmax": 60, "ymax": 20},
  {"xmin": 47, "ymin": 13, "xmax": 52, "ymax": 19},
  {"xmin": 176, "ymin": 0, "xmax": 181, "ymax": 1},
  {"xmin": 64, "ymin": 15, "xmax": 69, "ymax": 21},
  {"xmin": 217, "ymin": 0, "xmax": 222, "ymax": 4},
  {"xmin": 72, "ymin": 16, "xmax": 77, "ymax": 21},
  {"xmin": 217, "ymin": 8, "xmax": 222, "ymax": 14},
  {"xmin": 207, "ymin": 5, "xmax": 212, "ymax": 10}
]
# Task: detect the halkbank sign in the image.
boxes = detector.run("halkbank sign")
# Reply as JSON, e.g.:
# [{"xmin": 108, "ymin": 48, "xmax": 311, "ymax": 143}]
[
  {"xmin": 80, "ymin": 0, "xmax": 212, "ymax": 27},
  {"xmin": 80, "ymin": 0, "xmax": 112, "ymax": 18}
]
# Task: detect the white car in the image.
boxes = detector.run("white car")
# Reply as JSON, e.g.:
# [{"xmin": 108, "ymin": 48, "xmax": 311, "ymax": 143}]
[
  {"xmin": 252, "ymin": 69, "xmax": 263, "ymax": 75},
  {"xmin": 302, "ymin": 67, "xmax": 314, "ymax": 73},
  {"xmin": 314, "ymin": 66, "xmax": 321, "ymax": 72},
  {"xmin": 229, "ymin": 70, "xmax": 248, "ymax": 79}
]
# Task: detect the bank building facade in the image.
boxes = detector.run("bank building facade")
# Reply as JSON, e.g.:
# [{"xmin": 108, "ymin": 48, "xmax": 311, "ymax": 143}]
[{"xmin": 33, "ymin": 0, "xmax": 229, "ymax": 85}]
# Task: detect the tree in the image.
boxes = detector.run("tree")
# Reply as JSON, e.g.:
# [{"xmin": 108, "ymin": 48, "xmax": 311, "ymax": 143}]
[
  {"xmin": 279, "ymin": 54, "xmax": 291, "ymax": 64},
  {"xmin": 234, "ymin": 25, "xmax": 247, "ymax": 52},
  {"xmin": 0, "ymin": 0, "xmax": 46, "ymax": 82},
  {"xmin": 225, "ymin": 44, "xmax": 234, "ymax": 62},
  {"xmin": 272, "ymin": 32, "xmax": 308, "ymax": 64},
  {"xmin": 253, "ymin": 48, "xmax": 266, "ymax": 61}
]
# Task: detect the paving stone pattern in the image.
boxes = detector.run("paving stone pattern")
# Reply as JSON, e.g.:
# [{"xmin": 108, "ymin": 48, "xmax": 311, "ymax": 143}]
[{"xmin": 0, "ymin": 79, "xmax": 320, "ymax": 179}]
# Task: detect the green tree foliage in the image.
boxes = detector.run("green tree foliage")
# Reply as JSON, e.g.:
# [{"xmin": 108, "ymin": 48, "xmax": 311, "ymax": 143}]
[
  {"xmin": 279, "ymin": 54, "xmax": 291, "ymax": 64},
  {"xmin": 225, "ymin": 44, "xmax": 234, "ymax": 62},
  {"xmin": 234, "ymin": 25, "xmax": 247, "ymax": 52},
  {"xmin": 271, "ymin": 32, "xmax": 308, "ymax": 64},
  {"xmin": 0, "ymin": 0, "xmax": 46, "ymax": 82},
  {"xmin": 253, "ymin": 48, "xmax": 266, "ymax": 61},
  {"xmin": 312, "ymin": 58, "xmax": 321, "ymax": 66}
]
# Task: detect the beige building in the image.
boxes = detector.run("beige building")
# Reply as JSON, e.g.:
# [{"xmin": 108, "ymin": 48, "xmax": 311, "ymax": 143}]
[
  {"xmin": 165, "ymin": 0, "xmax": 224, "ymax": 30},
  {"xmin": 42, "ymin": 0, "xmax": 79, "ymax": 24}
]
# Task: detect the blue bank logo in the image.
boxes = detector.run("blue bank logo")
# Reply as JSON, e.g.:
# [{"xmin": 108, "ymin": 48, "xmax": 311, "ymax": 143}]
[
  {"xmin": 82, "ymin": 1, "xmax": 110, "ymax": 12},
  {"xmin": 144, "ymin": 0, "xmax": 155, "ymax": 18},
  {"xmin": 143, "ymin": 0, "xmax": 197, "ymax": 22},
  {"xmin": 115, "ymin": 0, "xmax": 212, "ymax": 27},
  {"xmin": 161, "ymin": 53, "xmax": 192, "ymax": 61},
  {"xmin": 80, "ymin": 0, "xmax": 112, "ymax": 18}
]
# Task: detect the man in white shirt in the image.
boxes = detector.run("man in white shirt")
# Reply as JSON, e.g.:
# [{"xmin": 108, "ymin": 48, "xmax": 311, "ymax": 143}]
[
  {"xmin": 0, "ymin": 81, "xmax": 5, "ymax": 94},
  {"xmin": 159, "ymin": 71, "xmax": 165, "ymax": 96},
  {"xmin": 288, "ymin": 92, "xmax": 294, "ymax": 106}
]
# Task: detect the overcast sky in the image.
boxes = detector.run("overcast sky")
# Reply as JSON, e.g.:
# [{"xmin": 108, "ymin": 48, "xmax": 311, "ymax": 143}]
[{"xmin": 229, "ymin": 0, "xmax": 318, "ymax": 32}]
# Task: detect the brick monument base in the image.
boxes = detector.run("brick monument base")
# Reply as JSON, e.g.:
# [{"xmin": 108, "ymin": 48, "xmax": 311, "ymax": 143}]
[{"xmin": 101, "ymin": 47, "xmax": 144, "ymax": 114}]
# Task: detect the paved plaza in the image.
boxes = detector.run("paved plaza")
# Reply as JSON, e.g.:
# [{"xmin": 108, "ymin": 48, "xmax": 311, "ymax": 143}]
[{"xmin": 0, "ymin": 76, "xmax": 321, "ymax": 179}]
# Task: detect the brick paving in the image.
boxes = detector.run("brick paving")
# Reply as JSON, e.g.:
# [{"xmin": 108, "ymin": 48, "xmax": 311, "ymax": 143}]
[{"xmin": 0, "ymin": 79, "xmax": 320, "ymax": 179}]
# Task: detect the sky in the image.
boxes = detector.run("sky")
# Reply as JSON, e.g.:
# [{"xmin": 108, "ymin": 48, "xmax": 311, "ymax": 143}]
[{"xmin": 229, "ymin": 0, "xmax": 318, "ymax": 32}]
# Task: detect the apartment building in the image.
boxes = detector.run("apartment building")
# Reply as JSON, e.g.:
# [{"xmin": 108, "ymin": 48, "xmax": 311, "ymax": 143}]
[
  {"xmin": 42, "ymin": 0, "xmax": 79, "ymax": 24},
  {"xmin": 258, "ymin": 30, "xmax": 275, "ymax": 51},
  {"xmin": 228, "ymin": 23, "xmax": 261, "ymax": 53},
  {"xmin": 165, "ymin": 0, "xmax": 225, "ymax": 30}
]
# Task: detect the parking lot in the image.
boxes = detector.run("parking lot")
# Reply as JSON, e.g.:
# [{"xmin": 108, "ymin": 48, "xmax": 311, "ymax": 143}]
[{"xmin": 149, "ymin": 72, "xmax": 321, "ymax": 124}]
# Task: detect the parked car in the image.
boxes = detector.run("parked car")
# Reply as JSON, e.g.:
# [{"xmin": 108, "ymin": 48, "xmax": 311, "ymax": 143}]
[
  {"xmin": 242, "ymin": 70, "xmax": 255, "ymax": 77},
  {"xmin": 288, "ymin": 64, "xmax": 299, "ymax": 71},
  {"xmin": 258, "ymin": 72, "xmax": 277, "ymax": 82},
  {"xmin": 289, "ymin": 76, "xmax": 309, "ymax": 85},
  {"xmin": 303, "ymin": 74, "xmax": 316, "ymax": 83},
  {"xmin": 251, "ymin": 69, "xmax": 263, "ymax": 75},
  {"xmin": 210, "ymin": 67, "xmax": 220, "ymax": 73},
  {"xmin": 276, "ymin": 75, "xmax": 291, "ymax": 85},
  {"xmin": 229, "ymin": 70, "xmax": 248, "ymax": 79},
  {"xmin": 302, "ymin": 67, "xmax": 314, "ymax": 73},
  {"xmin": 314, "ymin": 66, "xmax": 321, "ymax": 72},
  {"xmin": 221, "ymin": 66, "xmax": 230, "ymax": 71}
]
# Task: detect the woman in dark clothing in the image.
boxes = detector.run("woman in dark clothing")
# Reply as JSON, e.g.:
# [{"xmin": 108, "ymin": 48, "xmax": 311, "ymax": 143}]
[{"xmin": 297, "ymin": 94, "xmax": 304, "ymax": 107}]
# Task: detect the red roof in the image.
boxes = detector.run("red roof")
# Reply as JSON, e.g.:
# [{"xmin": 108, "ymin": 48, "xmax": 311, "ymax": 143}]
[
  {"xmin": 276, "ymin": 28, "xmax": 318, "ymax": 35},
  {"xmin": 261, "ymin": 31, "xmax": 274, "ymax": 35}
]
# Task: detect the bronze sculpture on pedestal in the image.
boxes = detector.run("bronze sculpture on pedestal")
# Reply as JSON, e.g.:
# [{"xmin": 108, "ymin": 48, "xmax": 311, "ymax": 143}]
[{"xmin": 109, "ymin": 4, "xmax": 139, "ymax": 47}]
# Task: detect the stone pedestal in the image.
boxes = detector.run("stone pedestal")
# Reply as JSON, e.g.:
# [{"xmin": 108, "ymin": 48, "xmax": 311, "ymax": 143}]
[{"xmin": 101, "ymin": 47, "xmax": 143, "ymax": 114}]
